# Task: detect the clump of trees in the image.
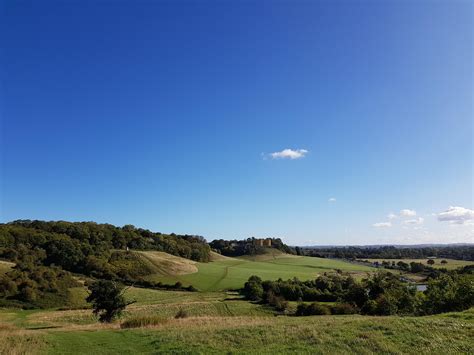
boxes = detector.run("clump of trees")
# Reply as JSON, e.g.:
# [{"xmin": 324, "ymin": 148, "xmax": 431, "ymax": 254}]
[
  {"xmin": 0, "ymin": 253, "xmax": 80, "ymax": 308},
  {"xmin": 86, "ymin": 280, "xmax": 135, "ymax": 322},
  {"xmin": 242, "ymin": 270, "xmax": 474, "ymax": 316},
  {"xmin": 210, "ymin": 237, "xmax": 294, "ymax": 257}
]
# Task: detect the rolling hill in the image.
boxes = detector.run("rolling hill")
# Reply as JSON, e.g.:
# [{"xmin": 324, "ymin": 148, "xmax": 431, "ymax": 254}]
[{"xmin": 130, "ymin": 249, "xmax": 375, "ymax": 291}]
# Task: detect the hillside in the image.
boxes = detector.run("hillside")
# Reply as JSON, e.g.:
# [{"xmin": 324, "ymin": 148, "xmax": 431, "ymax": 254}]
[
  {"xmin": 135, "ymin": 251, "xmax": 198, "ymax": 276},
  {"xmin": 142, "ymin": 251, "xmax": 375, "ymax": 291}
]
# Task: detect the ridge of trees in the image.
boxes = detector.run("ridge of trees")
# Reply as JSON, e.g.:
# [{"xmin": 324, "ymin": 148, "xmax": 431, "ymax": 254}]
[{"xmin": 209, "ymin": 237, "xmax": 295, "ymax": 257}]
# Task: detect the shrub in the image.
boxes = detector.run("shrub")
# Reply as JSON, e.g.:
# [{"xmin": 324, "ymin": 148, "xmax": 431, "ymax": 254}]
[
  {"xmin": 175, "ymin": 308, "xmax": 189, "ymax": 319},
  {"xmin": 266, "ymin": 291, "xmax": 288, "ymax": 312},
  {"xmin": 330, "ymin": 303, "xmax": 358, "ymax": 315},
  {"xmin": 242, "ymin": 276, "xmax": 264, "ymax": 301},
  {"xmin": 295, "ymin": 302, "xmax": 330, "ymax": 316}
]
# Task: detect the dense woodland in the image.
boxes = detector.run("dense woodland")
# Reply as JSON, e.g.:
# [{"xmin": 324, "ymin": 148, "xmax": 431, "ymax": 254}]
[
  {"xmin": 302, "ymin": 245, "xmax": 474, "ymax": 261},
  {"xmin": 209, "ymin": 237, "xmax": 294, "ymax": 256},
  {"xmin": 242, "ymin": 268, "xmax": 474, "ymax": 316},
  {"xmin": 0, "ymin": 220, "xmax": 209, "ymax": 307}
]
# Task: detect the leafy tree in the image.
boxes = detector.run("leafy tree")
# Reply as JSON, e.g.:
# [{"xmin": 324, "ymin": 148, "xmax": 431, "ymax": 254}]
[
  {"xmin": 242, "ymin": 276, "xmax": 264, "ymax": 301},
  {"xmin": 86, "ymin": 280, "xmax": 135, "ymax": 322},
  {"xmin": 427, "ymin": 259, "xmax": 435, "ymax": 265}
]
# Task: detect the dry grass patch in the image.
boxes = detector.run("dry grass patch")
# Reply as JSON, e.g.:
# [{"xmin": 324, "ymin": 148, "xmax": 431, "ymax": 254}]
[
  {"xmin": 0, "ymin": 329, "xmax": 46, "ymax": 355},
  {"xmin": 135, "ymin": 251, "xmax": 198, "ymax": 275},
  {"xmin": 0, "ymin": 260, "xmax": 15, "ymax": 274}
]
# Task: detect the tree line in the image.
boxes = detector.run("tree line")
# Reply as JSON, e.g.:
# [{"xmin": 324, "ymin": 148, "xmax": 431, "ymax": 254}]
[
  {"xmin": 301, "ymin": 245, "xmax": 474, "ymax": 261},
  {"xmin": 241, "ymin": 268, "xmax": 474, "ymax": 316}
]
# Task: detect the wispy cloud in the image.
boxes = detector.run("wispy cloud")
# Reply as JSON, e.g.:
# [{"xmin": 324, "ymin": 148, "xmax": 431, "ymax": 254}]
[
  {"xmin": 387, "ymin": 213, "xmax": 397, "ymax": 220},
  {"xmin": 437, "ymin": 206, "xmax": 474, "ymax": 225},
  {"xmin": 400, "ymin": 209, "xmax": 416, "ymax": 217},
  {"xmin": 403, "ymin": 217, "xmax": 424, "ymax": 225},
  {"xmin": 373, "ymin": 222, "xmax": 392, "ymax": 228},
  {"xmin": 328, "ymin": 197, "xmax": 336, "ymax": 202},
  {"xmin": 267, "ymin": 148, "xmax": 308, "ymax": 160}
]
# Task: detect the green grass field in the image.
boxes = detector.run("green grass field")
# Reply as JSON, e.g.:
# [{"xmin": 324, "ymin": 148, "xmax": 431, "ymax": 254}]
[
  {"xmin": 1, "ymin": 302, "xmax": 472, "ymax": 354},
  {"xmin": 362, "ymin": 258, "xmax": 474, "ymax": 270},
  {"xmin": 140, "ymin": 251, "xmax": 374, "ymax": 291}
]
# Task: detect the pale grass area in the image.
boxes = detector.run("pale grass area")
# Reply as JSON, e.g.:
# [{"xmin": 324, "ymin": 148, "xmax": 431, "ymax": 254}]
[
  {"xmin": 135, "ymin": 250, "xmax": 198, "ymax": 275},
  {"xmin": 158, "ymin": 315, "xmax": 272, "ymax": 330},
  {"xmin": 0, "ymin": 260, "xmax": 15, "ymax": 274},
  {"xmin": 209, "ymin": 251, "xmax": 233, "ymax": 261},
  {"xmin": 0, "ymin": 323, "xmax": 45, "ymax": 355},
  {"xmin": 236, "ymin": 249, "xmax": 299, "ymax": 262}
]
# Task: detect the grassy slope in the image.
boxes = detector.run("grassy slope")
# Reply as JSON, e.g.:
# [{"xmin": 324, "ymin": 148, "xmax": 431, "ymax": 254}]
[
  {"xmin": 134, "ymin": 251, "xmax": 198, "ymax": 275},
  {"xmin": 145, "ymin": 252, "xmax": 374, "ymax": 291},
  {"xmin": 362, "ymin": 258, "xmax": 474, "ymax": 270}
]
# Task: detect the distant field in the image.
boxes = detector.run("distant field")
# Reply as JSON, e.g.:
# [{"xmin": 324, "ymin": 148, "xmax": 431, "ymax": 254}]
[
  {"xmin": 362, "ymin": 258, "xmax": 474, "ymax": 270},
  {"xmin": 143, "ymin": 251, "xmax": 374, "ymax": 291}
]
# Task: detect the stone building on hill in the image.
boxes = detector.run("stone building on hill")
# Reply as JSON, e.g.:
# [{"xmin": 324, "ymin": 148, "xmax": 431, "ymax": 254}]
[{"xmin": 255, "ymin": 238, "xmax": 272, "ymax": 247}]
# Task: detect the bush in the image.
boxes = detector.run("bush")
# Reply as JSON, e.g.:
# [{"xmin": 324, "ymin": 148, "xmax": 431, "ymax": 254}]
[
  {"xmin": 295, "ymin": 302, "xmax": 330, "ymax": 316},
  {"xmin": 175, "ymin": 308, "xmax": 189, "ymax": 319},
  {"xmin": 242, "ymin": 276, "xmax": 264, "ymax": 301},
  {"xmin": 266, "ymin": 290, "xmax": 288, "ymax": 312},
  {"xmin": 330, "ymin": 303, "xmax": 358, "ymax": 315}
]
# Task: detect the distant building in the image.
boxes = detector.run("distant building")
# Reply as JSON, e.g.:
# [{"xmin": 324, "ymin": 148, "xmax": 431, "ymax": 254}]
[{"xmin": 254, "ymin": 238, "xmax": 272, "ymax": 247}]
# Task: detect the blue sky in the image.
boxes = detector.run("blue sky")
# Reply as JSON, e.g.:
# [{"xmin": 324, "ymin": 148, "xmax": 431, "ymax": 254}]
[{"xmin": 1, "ymin": 0, "xmax": 473, "ymax": 245}]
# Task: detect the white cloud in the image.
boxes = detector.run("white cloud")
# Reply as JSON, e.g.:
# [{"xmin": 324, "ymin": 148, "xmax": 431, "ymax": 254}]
[
  {"xmin": 328, "ymin": 197, "xmax": 336, "ymax": 202},
  {"xmin": 373, "ymin": 222, "xmax": 392, "ymax": 228},
  {"xmin": 269, "ymin": 148, "xmax": 308, "ymax": 160},
  {"xmin": 403, "ymin": 217, "xmax": 424, "ymax": 225},
  {"xmin": 387, "ymin": 213, "xmax": 397, "ymax": 220},
  {"xmin": 437, "ymin": 206, "xmax": 474, "ymax": 225},
  {"xmin": 400, "ymin": 209, "xmax": 416, "ymax": 217}
]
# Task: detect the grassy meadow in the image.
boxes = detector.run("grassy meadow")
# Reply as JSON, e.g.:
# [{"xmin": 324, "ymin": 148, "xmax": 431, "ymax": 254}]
[
  {"xmin": 1, "ymin": 296, "xmax": 473, "ymax": 354},
  {"xmin": 139, "ymin": 250, "xmax": 374, "ymax": 291}
]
